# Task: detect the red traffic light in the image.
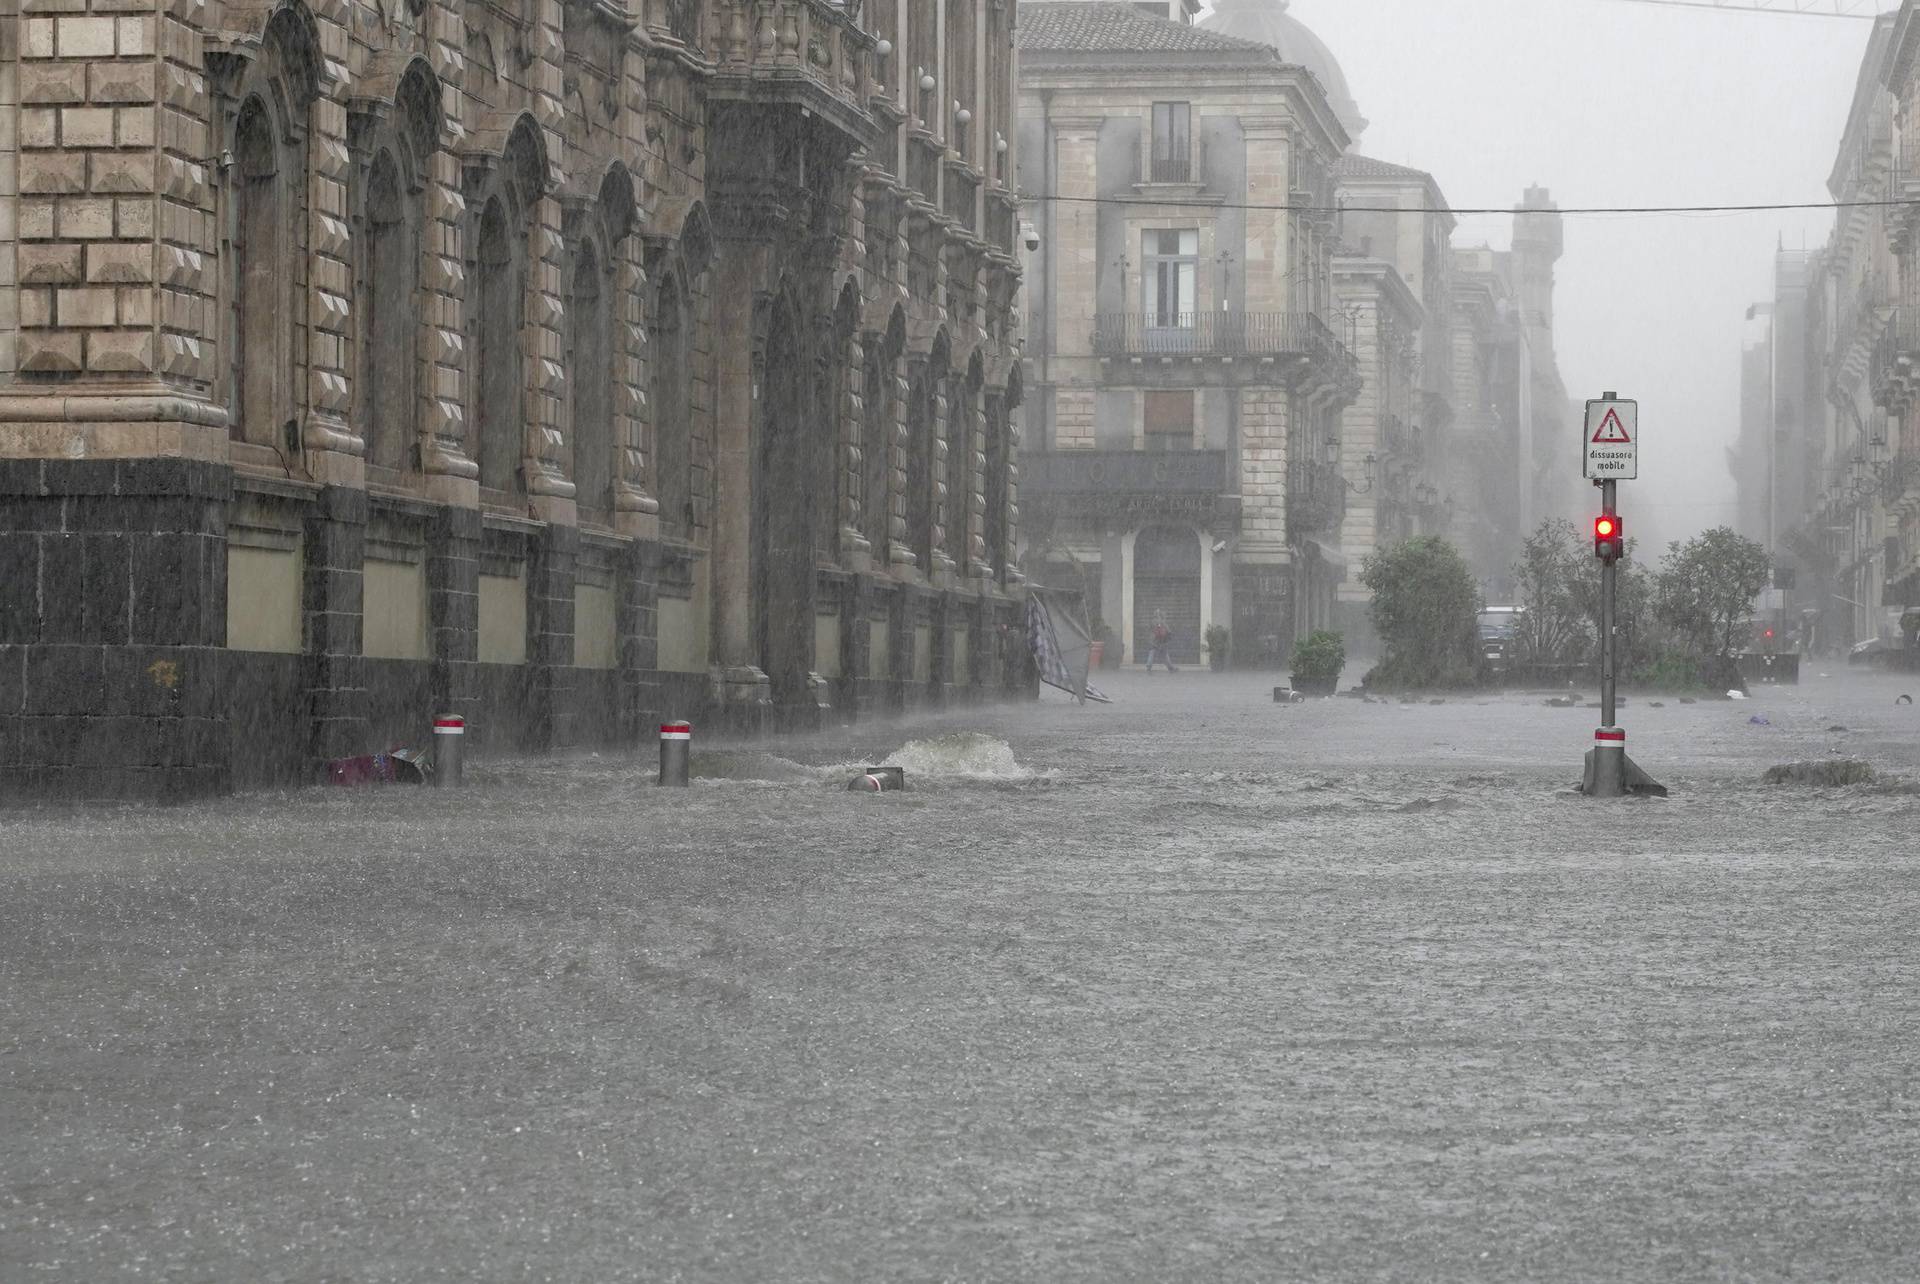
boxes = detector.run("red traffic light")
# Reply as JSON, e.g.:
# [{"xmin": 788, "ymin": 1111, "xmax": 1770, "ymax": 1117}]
[
  {"xmin": 1764, "ymin": 628, "xmax": 1774, "ymax": 639},
  {"xmin": 1594, "ymin": 513, "xmax": 1624, "ymax": 561}
]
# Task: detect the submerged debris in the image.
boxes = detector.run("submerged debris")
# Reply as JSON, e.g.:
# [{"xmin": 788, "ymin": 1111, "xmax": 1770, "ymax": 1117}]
[{"xmin": 1762, "ymin": 760, "xmax": 1876, "ymax": 787}]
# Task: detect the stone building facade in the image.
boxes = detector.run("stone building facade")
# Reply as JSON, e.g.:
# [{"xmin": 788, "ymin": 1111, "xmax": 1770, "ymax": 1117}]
[
  {"xmin": 1753, "ymin": 3, "xmax": 1920, "ymax": 657},
  {"xmin": 1331, "ymin": 153, "xmax": 1455, "ymax": 641},
  {"xmin": 1438, "ymin": 190, "xmax": 1569, "ymax": 598},
  {"xmin": 0, "ymin": 0, "xmax": 1026, "ymax": 799},
  {"xmin": 1014, "ymin": 1, "xmax": 1357, "ymax": 669}
]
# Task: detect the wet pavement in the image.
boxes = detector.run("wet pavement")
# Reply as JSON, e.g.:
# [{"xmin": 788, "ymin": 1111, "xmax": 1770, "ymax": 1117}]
[{"xmin": 5, "ymin": 670, "xmax": 1920, "ymax": 1281}]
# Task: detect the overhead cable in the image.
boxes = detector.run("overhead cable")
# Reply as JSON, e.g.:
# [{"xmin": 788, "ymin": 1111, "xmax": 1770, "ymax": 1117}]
[{"xmin": 1022, "ymin": 193, "xmax": 1918, "ymax": 218}]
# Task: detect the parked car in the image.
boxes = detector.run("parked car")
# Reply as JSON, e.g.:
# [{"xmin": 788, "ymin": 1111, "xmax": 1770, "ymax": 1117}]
[{"xmin": 1478, "ymin": 606, "xmax": 1524, "ymax": 677}]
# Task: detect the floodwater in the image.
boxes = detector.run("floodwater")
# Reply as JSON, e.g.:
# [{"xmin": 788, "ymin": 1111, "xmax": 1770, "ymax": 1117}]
[{"xmin": 5, "ymin": 670, "xmax": 1920, "ymax": 1281}]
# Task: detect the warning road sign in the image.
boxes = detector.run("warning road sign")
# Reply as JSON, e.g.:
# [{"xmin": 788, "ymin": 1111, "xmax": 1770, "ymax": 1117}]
[{"xmin": 1583, "ymin": 397, "xmax": 1638, "ymax": 480}]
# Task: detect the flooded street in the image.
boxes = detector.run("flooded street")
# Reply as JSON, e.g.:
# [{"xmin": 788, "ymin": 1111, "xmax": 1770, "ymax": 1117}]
[{"xmin": 6, "ymin": 673, "xmax": 1920, "ymax": 1281}]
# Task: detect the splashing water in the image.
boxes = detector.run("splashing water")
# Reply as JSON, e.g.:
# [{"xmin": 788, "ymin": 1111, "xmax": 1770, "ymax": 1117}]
[{"xmin": 863, "ymin": 731, "xmax": 1041, "ymax": 784}]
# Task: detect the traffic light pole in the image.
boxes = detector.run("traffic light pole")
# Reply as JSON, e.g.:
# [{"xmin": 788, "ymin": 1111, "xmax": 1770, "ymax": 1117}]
[
  {"xmin": 1592, "ymin": 477, "xmax": 1626, "ymax": 797},
  {"xmin": 1600, "ymin": 478, "xmax": 1617, "ymax": 731}
]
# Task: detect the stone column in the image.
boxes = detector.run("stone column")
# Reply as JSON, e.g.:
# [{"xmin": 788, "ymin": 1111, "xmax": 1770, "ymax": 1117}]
[
  {"xmin": 303, "ymin": 484, "xmax": 367, "ymax": 768},
  {"xmin": 884, "ymin": 333, "xmax": 911, "ymax": 571},
  {"xmin": 837, "ymin": 570, "xmax": 870, "ymax": 718},
  {"xmin": 839, "ymin": 326, "xmax": 867, "ymax": 562},
  {"xmin": 707, "ymin": 246, "xmax": 758, "ymax": 667},
  {"xmin": 428, "ymin": 505, "xmax": 481, "ymax": 738},
  {"xmin": 1235, "ymin": 384, "xmax": 1294, "ymax": 668},
  {"xmin": 523, "ymin": 523, "xmax": 577, "ymax": 751},
  {"xmin": 1049, "ymin": 117, "xmax": 1100, "ymax": 357},
  {"xmin": 929, "ymin": 588, "xmax": 952, "ymax": 705},
  {"xmin": 524, "ymin": 201, "xmax": 573, "ymax": 520},
  {"xmin": 301, "ymin": 7, "xmax": 358, "ymax": 477},
  {"xmin": 616, "ymin": 538, "xmax": 658, "ymax": 744},
  {"xmin": 928, "ymin": 371, "xmax": 953, "ymax": 581},
  {"xmin": 613, "ymin": 236, "xmax": 657, "ymax": 536},
  {"xmin": 1241, "ymin": 120, "xmax": 1295, "ymax": 315}
]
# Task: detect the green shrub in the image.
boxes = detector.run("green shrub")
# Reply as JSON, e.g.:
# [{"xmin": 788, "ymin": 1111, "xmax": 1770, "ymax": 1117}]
[
  {"xmin": 1361, "ymin": 536, "xmax": 1481, "ymax": 690},
  {"xmin": 1290, "ymin": 630, "xmax": 1346, "ymax": 681}
]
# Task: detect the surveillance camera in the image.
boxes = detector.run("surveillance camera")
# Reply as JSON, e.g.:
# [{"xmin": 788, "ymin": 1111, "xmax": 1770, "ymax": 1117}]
[{"xmin": 1021, "ymin": 222, "xmax": 1040, "ymax": 252}]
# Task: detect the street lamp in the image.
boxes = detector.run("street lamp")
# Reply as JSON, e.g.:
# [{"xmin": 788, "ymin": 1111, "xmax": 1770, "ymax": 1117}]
[{"xmin": 1344, "ymin": 452, "xmax": 1377, "ymax": 494}]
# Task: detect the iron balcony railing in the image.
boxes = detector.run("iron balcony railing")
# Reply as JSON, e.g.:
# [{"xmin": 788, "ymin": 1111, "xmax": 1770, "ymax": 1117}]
[
  {"xmin": 1149, "ymin": 155, "xmax": 1192, "ymax": 183},
  {"xmin": 1286, "ymin": 458, "xmax": 1345, "ymax": 538},
  {"xmin": 1870, "ymin": 306, "xmax": 1920, "ymax": 410},
  {"xmin": 1093, "ymin": 310, "xmax": 1338, "ymax": 358}
]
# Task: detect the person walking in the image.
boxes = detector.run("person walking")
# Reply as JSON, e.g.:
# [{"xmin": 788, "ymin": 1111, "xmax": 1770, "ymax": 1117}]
[{"xmin": 1146, "ymin": 612, "xmax": 1178, "ymax": 673}]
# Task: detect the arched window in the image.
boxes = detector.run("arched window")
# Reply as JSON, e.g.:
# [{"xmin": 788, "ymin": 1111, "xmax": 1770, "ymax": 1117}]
[
  {"xmin": 819, "ymin": 286, "xmax": 859, "ymax": 559},
  {"xmin": 216, "ymin": 6, "xmax": 319, "ymax": 453},
  {"xmin": 357, "ymin": 148, "xmax": 419, "ymax": 473},
  {"xmin": 907, "ymin": 367, "xmax": 934, "ymax": 572},
  {"xmin": 983, "ymin": 391, "xmax": 1007, "ymax": 579},
  {"xmin": 473, "ymin": 195, "xmax": 523, "ymax": 494},
  {"xmin": 862, "ymin": 309, "xmax": 905, "ymax": 554},
  {"xmin": 861, "ymin": 354, "xmax": 889, "ymax": 551},
  {"xmin": 463, "ymin": 117, "xmax": 545, "ymax": 497},
  {"xmin": 945, "ymin": 357, "xmax": 980, "ymax": 566},
  {"xmin": 568, "ymin": 240, "xmax": 613, "ymax": 523},
  {"xmin": 228, "ymin": 98, "xmax": 285, "ymax": 446},
  {"xmin": 651, "ymin": 273, "xmax": 692, "ymax": 540}
]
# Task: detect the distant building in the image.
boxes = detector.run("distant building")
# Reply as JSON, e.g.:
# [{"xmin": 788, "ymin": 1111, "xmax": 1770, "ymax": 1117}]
[
  {"xmin": 1331, "ymin": 154, "xmax": 1456, "ymax": 639},
  {"xmin": 1015, "ymin": 2, "xmax": 1358, "ymax": 668},
  {"xmin": 1442, "ymin": 194, "xmax": 1571, "ymax": 600}
]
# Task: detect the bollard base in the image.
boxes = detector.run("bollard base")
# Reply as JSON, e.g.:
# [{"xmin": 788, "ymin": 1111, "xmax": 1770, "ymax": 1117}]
[
  {"xmin": 1580, "ymin": 748, "xmax": 1668, "ymax": 797},
  {"xmin": 1582, "ymin": 746, "xmax": 1627, "ymax": 797}
]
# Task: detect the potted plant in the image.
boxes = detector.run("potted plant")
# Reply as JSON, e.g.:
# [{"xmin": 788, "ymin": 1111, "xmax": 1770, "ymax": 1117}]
[
  {"xmin": 1204, "ymin": 623, "xmax": 1231, "ymax": 672},
  {"xmin": 1088, "ymin": 616, "xmax": 1111, "ymax": 670},
  {"xmin": 1289, "ymin": 630, "xmax": 1346, "ymax": 696}
]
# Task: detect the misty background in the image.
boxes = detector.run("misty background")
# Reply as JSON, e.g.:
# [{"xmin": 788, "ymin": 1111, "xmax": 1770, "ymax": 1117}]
[{"xmin": 1214, "ymin": 0, "xmax": 1877, "ymax": 554}]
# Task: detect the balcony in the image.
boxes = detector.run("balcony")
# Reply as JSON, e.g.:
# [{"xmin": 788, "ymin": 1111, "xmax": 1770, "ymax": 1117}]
[
  {"xmin": 1870, "ymin": 307, "xmax": 1920, "ymax": 412},
  {"xmin": 1022, "ymin": 448, "xmax": 1233, "ymax": 525},
  {"xmin": 1093, "ymin": 312, "xmax": 1358, "ymax": 397},
  {"xmin": 707, "ymin": 0, "xmax": 877, "ymax": 144},
  {"xmin": 1090, "ymin": 311, "xmax": 1329, "ymax": 358},
  {"xmin": 1286, "ymin": 459, "xmax": 1345, "ymax": 539},
  {"xmin": 1892, "ymin": 132, "xmax": 1920, "ymax": 253}
]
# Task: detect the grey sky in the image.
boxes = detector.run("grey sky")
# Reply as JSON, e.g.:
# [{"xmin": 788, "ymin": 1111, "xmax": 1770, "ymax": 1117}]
[{"xmin": 1219, "ymin": 0, "xmax": 1876, "ymax": 551}]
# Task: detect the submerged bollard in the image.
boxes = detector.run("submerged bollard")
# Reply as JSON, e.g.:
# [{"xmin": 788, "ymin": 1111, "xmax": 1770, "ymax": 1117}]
[
  {"xmin": 433, "ymin": 715, "xmax": 465, "ymax": 788},
  {"xmin": 659, "ymin": 720, "xmax": 692, "ymax": 787},
  {"xmin": 1586, "ymin": 725, "xmax": 1626, "ymax": 797},
  {"xmin": 847, "ymin": 767, "xmax": 906, "ymax": 792}
]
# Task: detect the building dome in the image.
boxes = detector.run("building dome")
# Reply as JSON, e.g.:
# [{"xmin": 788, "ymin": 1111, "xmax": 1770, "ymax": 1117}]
[{"xmin": 1201, "ymin": 0, "xmax": 1366, "ymax": 141}]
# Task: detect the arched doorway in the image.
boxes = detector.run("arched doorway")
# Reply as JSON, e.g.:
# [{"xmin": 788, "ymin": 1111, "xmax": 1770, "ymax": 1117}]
[{"xmin": 1133, "ymin": 526, "xmax": 1202, "ymax": 664}]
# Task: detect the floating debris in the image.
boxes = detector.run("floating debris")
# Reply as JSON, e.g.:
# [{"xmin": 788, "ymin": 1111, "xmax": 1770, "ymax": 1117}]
[{"xmin": 1762, "ymin": 760, "xmax": 1875, "ymax": 787}]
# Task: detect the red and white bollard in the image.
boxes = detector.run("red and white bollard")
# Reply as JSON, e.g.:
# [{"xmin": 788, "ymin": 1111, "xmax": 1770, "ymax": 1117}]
[
  {"xmin": 659, "ymin": 720, "xmax": 691, "ymax": 787},
  {"xmin": 433, "ymin": 715, "xmax": 465, "ymax": 788},
  {"xmin": 1590, "ymin": 725, "xmax": 1626, "ymax": 797}
]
